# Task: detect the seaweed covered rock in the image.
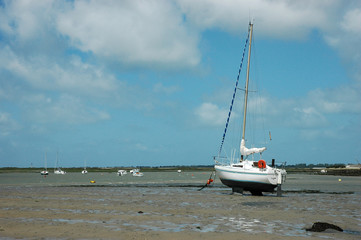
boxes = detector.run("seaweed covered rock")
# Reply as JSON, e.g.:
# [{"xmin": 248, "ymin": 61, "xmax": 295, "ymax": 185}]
[{"xmin": 306, "ymin": 222, "xmax": 343, "ymax": 232}]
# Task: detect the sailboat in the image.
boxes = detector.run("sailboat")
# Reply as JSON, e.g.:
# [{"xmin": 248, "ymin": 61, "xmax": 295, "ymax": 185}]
[
  {"xmin": 117, "ymin": 170, "xmax": 127, "ymax": 176},
  {"xmin": 54, "ymin": 152, "xmax": 66, "ymax": 174},
  {"xmin": 81, "ymin": 160, "xmax": 88, "ymax": 174},
  {"xmin": 40, "ymin": 152, "xmax": 49, "ymax": 175},
  {"xmin": 130, "ymin": 168, "xmax": 144, "ymax": 177},
  {"xmin": 214, "ymin": 22, "xmax": 286, "ymax": 196}
]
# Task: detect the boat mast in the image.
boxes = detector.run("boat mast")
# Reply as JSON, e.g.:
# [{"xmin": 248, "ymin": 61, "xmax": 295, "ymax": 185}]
[
  {"xmin": 55, "ymin": 151, "xmax": 58, "ymax": 171},
  {"xmin": 241, "ymin": 22, "xmax": 253, "ymax": 159}
]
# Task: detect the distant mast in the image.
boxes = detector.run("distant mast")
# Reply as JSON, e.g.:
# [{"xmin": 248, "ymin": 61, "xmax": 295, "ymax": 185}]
[{"xmin": 241, "ymin": 22, "xmax": 253, "ymax": 161}]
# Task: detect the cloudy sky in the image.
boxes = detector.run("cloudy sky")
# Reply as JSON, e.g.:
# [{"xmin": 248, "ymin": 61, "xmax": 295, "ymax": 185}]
[{"xmin": 1, "ymin": 0, "xmax": 360, "ymax": 168}]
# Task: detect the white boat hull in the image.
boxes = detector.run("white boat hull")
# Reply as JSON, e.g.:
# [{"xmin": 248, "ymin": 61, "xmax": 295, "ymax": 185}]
[
  {"xmin": 117, "ymin": 170, "xmax": 127, "ymax": 176},
  {"xmin": 54, "ymin": 169, "xmax": 66, "ymax": 174},
  {"xmin": 215, "ymin": 163, "xmax": 286, "ymax": 193},
  {"xmin": 132, "ymin": 172, "xmax": 143, "ymax": 177}
]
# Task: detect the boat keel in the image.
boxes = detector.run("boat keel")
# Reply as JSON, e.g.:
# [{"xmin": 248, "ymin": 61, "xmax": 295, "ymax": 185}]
[
  {"xmin": 232, "ymin": 187, "xmax": 243, "ymax": 194},
  {"xmin": 250, "ymin": 191, "xmax": 263, "ymax": 196},
  {"xmin": 221, "ymin": 179, "xmax": 276, "ymax": 194}
]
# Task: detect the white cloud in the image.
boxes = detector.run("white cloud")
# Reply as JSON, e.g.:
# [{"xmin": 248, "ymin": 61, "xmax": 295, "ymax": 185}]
[
  {"xmin": 153, "ymin": 83, "xmax": 180, "ymax": 95},
  {"xmin": 288, "ymin": 107, "xmax": 328, "ymax": 128},
  {"xmin": 56, "ymin": 0, "xmax": 200, "ymax": 69},
  {"xmin": 196, "ymin": 77, "xmax": 361, "ymax": 139},
  {"xmin": 0, "ymin": 0, "xmax": 54, "ymax": 40},
  {"xmin": 0, "ymin": 46, "xmax": 119, "ymax": 97},
  {"xmin": 0, "ymin": 112, "xmax": 20, "ymax": 136},
  {"xmin": 267, "ymin": 84, "xmax": 361, "ymax": 130},
  {"xmin": 1, "ymin": 0, "xmax": 360, "ymax": 131},
  {"xmin": 180, "ymin": 0, "xmax": 361, "ymax": 143},
  {"xmin": 177, "ymin": 0, "xmax": 336, "ymax": 39},
  {"xmin": 22, "ymin": 94, "xmax": 110, "ymax": 124},
  {"xmin": 1, "ymin": 0, "xmax": 359, "ymax": 72},
  {"xmin": 1, "ymin": 0, "xmax": 201, "ymax": 70},
  {"xmin": 299, "ymin": 128, "xmax": 339, "ymax": 141},
  {"xmin": 307, "ymin": 87, "xmax": 361, "ymax": 114},
  {"xmin": 325, "ymin": 7, "xmax": 361, "ymax": 66},
  {"xmin": 0, "ymin": 44, "xmax": 162, "ymax": 125},
  {"xmin": 178, "ymin": 0, "xmax": 360, "ymax": 75},
  {"xmin": 195, "ymin": 102, "xmax": 228, "ymax": 126},
  {"xmin": 341, "ymin": 8, "xmax": 361, "ymax": 35}
]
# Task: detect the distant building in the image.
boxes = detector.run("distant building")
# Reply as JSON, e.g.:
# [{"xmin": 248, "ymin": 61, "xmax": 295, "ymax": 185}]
[{"xmin": 346, "ymin": 164, "xmax": 361, "ymax": 169}]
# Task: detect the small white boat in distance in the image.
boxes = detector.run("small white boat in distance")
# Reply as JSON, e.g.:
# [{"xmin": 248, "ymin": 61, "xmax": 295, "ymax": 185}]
[
  {"xmin": 54, "ymin": 152, "xmax": 66, "ymax": 174},
  {"xmin": 129, "ymin": 168, "xmax": 143, "ymax": 177},
  {"xmin": 132, "ymin": 171, "xmax": 144, "ymax": 177},
  {"xmin": 129, "ymin": 169, "xmax": 139, "ymax": 174},
  {"xmin": 129, "ymin": 168, "xmax": 143, "ymax": 176},
  {"xmin": 81, "ymin": 160, "xmax": 88, "ymax": 174},
  {"xmin": 117, "ymin": 170, "xmax": 127, "ymax": 176},
  {"xmin": 41, "ymin": 152, "xmax": 49, "ymax": 175},
  {"xmin": 54, "ymin": 169, "xmax": 66, "ymax": 174},
  {"xmin": 177, "ymin": 170, "xmax": 182, "ymax": 173}
]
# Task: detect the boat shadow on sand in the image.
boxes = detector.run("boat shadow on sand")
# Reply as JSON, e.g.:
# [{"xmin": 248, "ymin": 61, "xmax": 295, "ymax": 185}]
[{"xmin": 218, "ymin": 189, "xmax": 355, "ymax": 196}]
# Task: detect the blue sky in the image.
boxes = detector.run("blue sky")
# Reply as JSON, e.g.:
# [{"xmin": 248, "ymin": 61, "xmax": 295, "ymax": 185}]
[{"xmin": 0, "ymin": 0, "xmax": 360, "ymax": 168}]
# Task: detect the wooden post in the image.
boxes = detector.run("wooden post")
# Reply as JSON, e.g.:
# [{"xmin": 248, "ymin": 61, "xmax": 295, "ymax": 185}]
[
  {"xmin": 276, "ymin": 170, "xmax": 283, "ymax": 197},
  {"xmin": 277, "ymin": 184, "xmax": 282, "ymax": 197}
]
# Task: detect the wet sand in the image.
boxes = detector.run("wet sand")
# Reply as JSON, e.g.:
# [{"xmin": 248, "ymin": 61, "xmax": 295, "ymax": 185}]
[{"xmin": 1, "ymin": 185, "xmax": 360, "ymax": 239}]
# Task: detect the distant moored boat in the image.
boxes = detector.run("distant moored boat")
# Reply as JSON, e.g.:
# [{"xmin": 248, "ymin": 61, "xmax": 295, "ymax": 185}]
[
  {"xmin": 54, "ymin": 152, "xmax": 66, "ymax": 175},
  {"xmin": 40, "ymin": 152, "xmax": 48, "ymax": 175}
]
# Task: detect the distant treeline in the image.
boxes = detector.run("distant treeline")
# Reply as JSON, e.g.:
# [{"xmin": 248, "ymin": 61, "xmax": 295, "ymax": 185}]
[
  {"xmin": 0, "ymin": 165, "xmax": 215, "ymax": 173},
  {"xmin": 1, "ymin": 164, "xmax": 360, "ymax": 176},
  {"xmin": 284, "ymin": 163, "xmax": 347, "ymax": 169},
  {"xmin": 0, "ymin": 163, "xmax": 351, "ymax": 170},
  {"xmin": 1, "ymin": 165, "xmax": 360, "ymax": 176},
  {"xmin": 0, "ymin": 163, "xmax": 356, "ymax": 173}
]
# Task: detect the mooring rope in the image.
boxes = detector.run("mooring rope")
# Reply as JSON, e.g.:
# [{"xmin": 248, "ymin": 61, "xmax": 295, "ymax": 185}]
[{"xmin": 198, "ymin": 171, "xmax": 216, "ymax": 191}]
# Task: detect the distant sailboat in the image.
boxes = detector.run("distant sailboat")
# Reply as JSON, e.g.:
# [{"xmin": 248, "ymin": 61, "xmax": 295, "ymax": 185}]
[
  {"xmin": 117, "ymin": 170, "xmax": 127, "ymax": 176},
  {"xmin": 81, "ymin": 160, "xmax": 88, "ymax": 174},
  {"xmin": 130, "ymin": 169, "xmax": 144, "ymax": 177},
  {"xmin": 54, "ymin": 152, "xmax": 66, "ymax": 174},
  {"xmin": 214, "ymin": 22, "xmax": 286, "ymax": 196},
  {"xmin": 40, "ymin": 152, "xmax": 49, "ymax": 175}
]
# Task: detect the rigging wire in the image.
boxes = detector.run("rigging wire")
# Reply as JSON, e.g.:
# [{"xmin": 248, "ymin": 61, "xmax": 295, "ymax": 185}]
[
  {"xmin": 218, "ymin": 26, "xmax": 250, "ymax": 157},
  {"xmin": 201, "ymin": 25, "xmax": 250, "ymax": 192},
  {"xmin": 246, "ymin": 31, "xmax": 270, "ymax": 152},
  {"xmin": 252, "ymin": 33, "xmax": 271, "ymax": 149}
]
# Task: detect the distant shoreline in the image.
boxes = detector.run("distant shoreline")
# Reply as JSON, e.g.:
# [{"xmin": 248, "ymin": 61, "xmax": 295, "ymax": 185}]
[{"xmin": 1, "ymin": 166, "xmax": 360, "ymax": 176}]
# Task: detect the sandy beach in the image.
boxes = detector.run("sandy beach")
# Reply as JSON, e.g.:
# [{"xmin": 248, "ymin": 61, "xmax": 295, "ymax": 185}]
[{"xmin": 1, "ymin": 179, "xmax": 360, "ymax": 240}]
